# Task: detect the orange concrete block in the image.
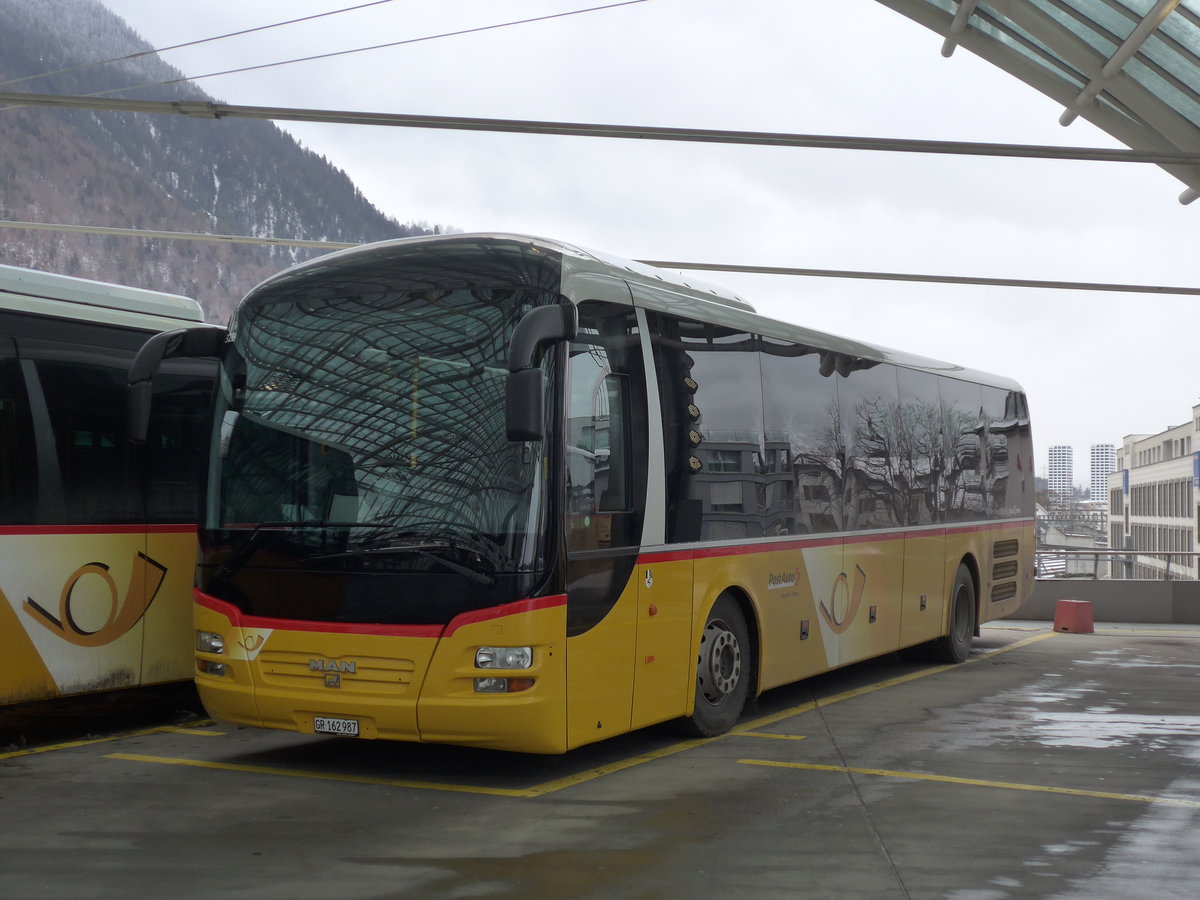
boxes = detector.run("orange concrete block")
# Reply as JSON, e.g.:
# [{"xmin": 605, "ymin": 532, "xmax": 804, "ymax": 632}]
[{"xmin": 1053, "ymin": 599, "xmax": 1095, "ymax": 634}]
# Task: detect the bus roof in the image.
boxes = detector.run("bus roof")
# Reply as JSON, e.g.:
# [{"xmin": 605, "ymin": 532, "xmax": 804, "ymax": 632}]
[
  {"xmin": 0, "ymin": 263, "xmax": 204, "ymax": 329},
  {"xmin": 249, "ymin": 233, "xmax": 1025, "ymax": 395}
]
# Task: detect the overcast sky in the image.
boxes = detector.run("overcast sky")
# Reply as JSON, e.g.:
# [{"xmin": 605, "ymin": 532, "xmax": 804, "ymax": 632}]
[{"xmin": 96, "ymin": 0, "xmax": 1200, "ymax": 487}]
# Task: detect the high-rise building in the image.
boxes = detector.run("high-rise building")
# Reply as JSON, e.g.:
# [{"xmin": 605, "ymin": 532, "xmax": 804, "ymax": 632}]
[
  {"xmin": 1048, "ymin": 445, "xmax": 1074, "ymax": 503},
  {"xmin": 1090, "ymin": 444, "xmax": 1116, "ymax": 502}
]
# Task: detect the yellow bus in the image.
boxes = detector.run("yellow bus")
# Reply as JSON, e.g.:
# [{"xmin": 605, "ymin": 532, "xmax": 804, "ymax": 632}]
[
  {"xmin": 132, "ymin": 234, "xmax": 1034, "ymax": 753},
  {"xmin": 1, "ymin": 264, "xmax": 215, "ymax": 706}
]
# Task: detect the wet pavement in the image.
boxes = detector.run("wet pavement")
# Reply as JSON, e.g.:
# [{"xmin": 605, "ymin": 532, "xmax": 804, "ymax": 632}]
[{"xmin": 2, "ymin": 621, "xmax": 1199, "ymax": 899}]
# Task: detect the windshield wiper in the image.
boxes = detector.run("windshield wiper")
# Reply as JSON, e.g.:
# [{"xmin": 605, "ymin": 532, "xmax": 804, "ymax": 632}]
[
  {"xmin": 209, "ymin": 520, "xmax": 395, "ymax": 586},
  {"xmin": 307, "ymin": 542, "xmax": 497, "ymax": 587}
]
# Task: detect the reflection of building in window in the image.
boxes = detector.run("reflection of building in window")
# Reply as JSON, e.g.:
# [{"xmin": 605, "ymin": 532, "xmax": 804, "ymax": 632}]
[{"xmin": 706, "ymin": 449, "xmax": 741, "ymax": 473}]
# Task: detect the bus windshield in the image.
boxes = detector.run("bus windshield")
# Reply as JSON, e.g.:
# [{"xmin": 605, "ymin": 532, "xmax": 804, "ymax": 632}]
[{"xmin": 203, "ymin": 282, "xmax": 556, "ymax": 624}]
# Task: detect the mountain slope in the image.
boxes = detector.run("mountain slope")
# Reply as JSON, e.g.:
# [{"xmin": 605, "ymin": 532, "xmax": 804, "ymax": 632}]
[{"xmin": 0, "ymin": 0, "xmax": 440, "ymax": 321}]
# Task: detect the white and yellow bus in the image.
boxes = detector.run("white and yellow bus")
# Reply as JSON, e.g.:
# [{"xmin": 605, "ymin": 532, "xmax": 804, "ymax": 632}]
[
  {"xmin": 133, "ymin": 234, "xmax": 1034, "ymax": 753},
  {"xmin": 0, "ymin": 264, "xmax": 214, "ymax": 706}
]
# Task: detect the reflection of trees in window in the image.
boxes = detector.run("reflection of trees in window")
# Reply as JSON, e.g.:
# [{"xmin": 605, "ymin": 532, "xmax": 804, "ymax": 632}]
[
  {"xmin": 837, "ymin": 363, "xmax": 901, "ymax": 531},
  {"xmin": 939, "ymin": 378, "xmax": 984, "ymax": 522},
  {"xmin": 896, "ymin": 369, "xmax": 942, "ymax": 525},
  {"xmin": 760, "ymin": 340, "xmax": 840, "ymax": 535}
]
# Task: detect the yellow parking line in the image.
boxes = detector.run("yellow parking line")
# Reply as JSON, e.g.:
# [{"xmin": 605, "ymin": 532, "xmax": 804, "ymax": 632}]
[
  {"xmin": 0, "ymin": 724, "xmax": 179, "ymax": 761},
  {"xmin": 524, "ymin": 633, "xmax": 1056, "ymax": 794},
  {"xmin": 737, "ymin": 631, "xmax": 1056, "ymax": 732},
  {"xmin": 98, "ymin": 632, "xmax": 1056, "ymax": 797},
  {"xmin": 737, "ymin": 731, "xmax": 807, "ymax": 741},
  {"xmin": 738, "ymin": 759, "xmax": 1200, "ymax": 809},
  {"xmin": 522, "ymin": 737, "xmax": 716, "ymax": 795},
  {"xmin": 105, "ymin": 752, "xmax": 538, "ymax": 798}
]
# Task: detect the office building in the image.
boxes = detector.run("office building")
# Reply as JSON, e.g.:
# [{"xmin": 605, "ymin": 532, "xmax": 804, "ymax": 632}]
[{"xmin": 1108, "ymin": 406, "xmax": 1199, "ymax": 579}]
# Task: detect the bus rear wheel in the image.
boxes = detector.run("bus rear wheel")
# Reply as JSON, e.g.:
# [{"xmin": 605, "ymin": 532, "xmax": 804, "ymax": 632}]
[
  {"xmin": 933, "ymin": 564, "xmax": 975, "ymax": 664},
  {"xmin": 683, "ymin": 595, "xmax": 751, "ymax": 737}
]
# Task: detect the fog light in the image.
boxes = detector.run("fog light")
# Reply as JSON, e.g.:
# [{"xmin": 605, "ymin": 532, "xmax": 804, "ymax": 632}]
[
  {"xmin": 475, "ymin": 646, "xmax": 532, "ymax": 669},
  {"xmin": 198, "ymin": 659, "xmax": 227, "ymax": 676},
  {"xmin": 196, "ymin": 631, "xmax": 224, "ymax": 654},
  {"xmin": 473, "ymin": 677, "xmax": 535, "ymax": 693}
]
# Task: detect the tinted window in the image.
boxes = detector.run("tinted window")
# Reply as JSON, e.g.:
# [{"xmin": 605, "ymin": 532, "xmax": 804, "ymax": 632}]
[
  {"xmin": 145, "ymin": 358, "xmax": 217, "ymax": 523},
  {"xmin": 938, "ymin": 377, "xmax": 984, "ymax": 522},
  {"xmin": 652, "ymin": 315, "xmax": 764, "ymax": 542},
  {"xmin": 0, "ymin": 339, "xmax": 36, "ymax": 524},
  {"xmin": 981, "ymin": 386, "xmax": 1033, "ymax": 520},
  {"xmin": 896, "ymin": 368, "xmax": 941, "ymax": 525},
  {"xmin": 760, "ymin": 337, "xmax": 840, "ymax": 534},
  {"xmin": 18, "ymin": 335, "xmax": 142, "ymax": 524},
  {"xmin": 837, "ymin": 361, "xmax": 901, "ymax": 530},
  {"xmin": 565, "ymin": 301, "xmax": 647, "ymax": 552},
  {"xmin": 0, "ymin": 314, "xmax": 213, "ymax": 527}
]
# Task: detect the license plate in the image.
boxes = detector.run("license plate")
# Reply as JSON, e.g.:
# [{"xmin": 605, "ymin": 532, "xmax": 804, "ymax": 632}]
[{"xmin": 314, "ymin": 716, "xmax": 359, "ymax": 737}]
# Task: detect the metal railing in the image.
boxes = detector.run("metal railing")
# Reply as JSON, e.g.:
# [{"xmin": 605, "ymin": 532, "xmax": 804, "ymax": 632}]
[{"xmin": 1036, "ymin": 548, "xmax": 1200, "ymax": 581}]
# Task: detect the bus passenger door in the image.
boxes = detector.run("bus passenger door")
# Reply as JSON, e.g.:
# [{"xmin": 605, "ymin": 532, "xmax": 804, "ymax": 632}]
[
  {"xmin": 631, "ymin": 554, "xmax": 693, "ymax": 730},
  {"xmin": 563, "ymin": 301, "xmax": 650, "ymax": 748}
]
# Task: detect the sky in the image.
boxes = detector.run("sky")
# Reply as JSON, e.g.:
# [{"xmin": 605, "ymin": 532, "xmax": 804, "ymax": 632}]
[{"xmin": 94, "ymin": 0, "xmax": 1200, "ymax": 488}]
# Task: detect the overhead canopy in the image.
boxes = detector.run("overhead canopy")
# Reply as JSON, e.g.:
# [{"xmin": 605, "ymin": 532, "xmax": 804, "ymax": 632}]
[{"xmin": 874, "ymin": 0, "xmax": 1200, "ymax": 203}]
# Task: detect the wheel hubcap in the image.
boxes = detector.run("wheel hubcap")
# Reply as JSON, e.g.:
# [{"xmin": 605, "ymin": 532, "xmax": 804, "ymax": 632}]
[{"xmin": 699, "ymin": 620, "xmax": 741, "ymax": 703}]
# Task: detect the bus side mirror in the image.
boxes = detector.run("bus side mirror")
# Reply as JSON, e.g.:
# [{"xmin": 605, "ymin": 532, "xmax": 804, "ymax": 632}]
[
  {"xmin": 505, "ymin": 304, "xmax": 577, "ymax": 442},
  {"xmin": 128, "ymin": 326, "xmax": 226, "ymax": 444},
  {"xmin": 505, "ymin": 368, "xmax": 545, "ymax": 442}
]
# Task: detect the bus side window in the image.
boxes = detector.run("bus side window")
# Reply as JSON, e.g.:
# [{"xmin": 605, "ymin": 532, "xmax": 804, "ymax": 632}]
[
  {"xmin": 565, "ymin": 302, "xmax": 645, "ymax": 552},
  {"xmin": 145, "ymin": 358, "xmax": 217, "ymax": 523},
  {"xmin": 938, "ymin": 377, "xmax": 985, "ymax": 522},
  {"xmin": 896, "ymin": 368, "xmax": 942, "ymax": 525},
  {"xmin": 15, "ymin": 328, "xmax": 144, "ymax": 525},
  {"xmin": 0, "ymin": 336, "xmax": 37, "ymax": 525}
]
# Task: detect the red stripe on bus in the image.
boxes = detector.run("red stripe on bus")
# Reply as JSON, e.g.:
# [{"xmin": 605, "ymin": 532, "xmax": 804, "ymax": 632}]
[
  {"xmin": 194, "ymin": 589, "xmax": 445, "ymax": 638},
  {"xmin": 694, "ymin": 536, "xmax": 844, "ymax": 559},
  {"xmin": 638, "ymin": 519, "xmax": 1033, "ymax": 563},
  {"xmin": 0, "ymin": 523, "xmax": 198, "ymax": 536},
  {"xmin": 443, "ymin": 594, "xmax": 568, "ymax": 637}
]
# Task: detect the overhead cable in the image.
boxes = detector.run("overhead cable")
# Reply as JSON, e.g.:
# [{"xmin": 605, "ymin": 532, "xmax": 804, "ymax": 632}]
[
  {"xmin": 3, "ymin": 219, "xmax": 1197, "ymax": 296},
  {"xmin": 74, "ymin": 1, "xmax": 651, "ymax": 99},
  {"xmin": 2, "ymin": 90, "xmax": 1199, "ymax": 169},
  {"xmin": 0, "ymin": 1, "xmax": 400, "ymax": 89}
]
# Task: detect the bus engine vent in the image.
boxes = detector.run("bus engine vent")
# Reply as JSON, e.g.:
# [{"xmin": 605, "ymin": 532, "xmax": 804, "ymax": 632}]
[
  {"xmin": 992, "ymin": 560, "xmax": 1019, "ymax": 581},
  {"xmin": 993, "ymin": 539, "xmax": 1019, "ymax": 559},
  {"xmin": 990, "ymin": 581, "xmax": 1018, "ymax": 603}
]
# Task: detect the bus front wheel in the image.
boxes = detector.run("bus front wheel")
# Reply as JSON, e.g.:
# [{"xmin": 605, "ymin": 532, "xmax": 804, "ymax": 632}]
[
  {"xmin": 683, "ymin": 595, "xmax": 751, "ymax": 737},
  {"xmin": 933, "ymin": 564, "xmax": 975, "ymax": 664}
]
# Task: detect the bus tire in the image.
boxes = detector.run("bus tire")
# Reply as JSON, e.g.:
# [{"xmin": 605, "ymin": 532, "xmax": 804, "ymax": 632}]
[
  {"xmin": 933, "ymin": 564, "xmax": 975, "ymax": 664},
  {"xmin": 683, "ymin": 594, "xmax": 751, "ymax": 737}
]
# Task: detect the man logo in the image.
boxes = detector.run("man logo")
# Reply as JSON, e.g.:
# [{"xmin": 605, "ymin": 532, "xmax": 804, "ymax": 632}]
[
  {"xmin": 310, "ymin": 658, "xmax": 356, "ymax": 672},
  {"xmin": 310, "ymin": 658, "xmax": 356, "ymax": 689}
]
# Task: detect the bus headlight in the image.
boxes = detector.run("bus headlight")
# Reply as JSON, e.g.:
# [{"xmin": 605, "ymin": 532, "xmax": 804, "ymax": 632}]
[
  {"xmin": 196, "ymin": 631, "xmax": 225, "ymax": 654},
  {"xmin": 475, "ymin": 646, "xmax": 532, "ymax": 669}
]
